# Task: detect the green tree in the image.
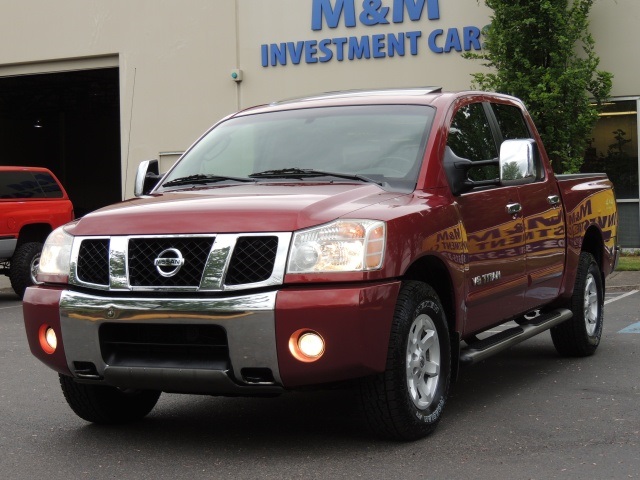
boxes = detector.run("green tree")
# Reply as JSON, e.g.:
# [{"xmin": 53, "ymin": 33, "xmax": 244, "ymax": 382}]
[{"xmin": 465, "ymin": 0, "xmax": 613, "ymax": 173}]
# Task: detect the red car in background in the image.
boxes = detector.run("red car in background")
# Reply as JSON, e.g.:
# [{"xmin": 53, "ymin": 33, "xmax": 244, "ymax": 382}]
[{"xmin": 0, "ymin": 166, "xmax": 74, "ymax": 297}]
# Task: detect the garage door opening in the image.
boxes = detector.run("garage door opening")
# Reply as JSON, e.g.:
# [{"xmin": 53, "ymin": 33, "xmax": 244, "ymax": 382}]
[{"xmin": 0, "ymin": 67, "xmax": 121, "ymax": 216}]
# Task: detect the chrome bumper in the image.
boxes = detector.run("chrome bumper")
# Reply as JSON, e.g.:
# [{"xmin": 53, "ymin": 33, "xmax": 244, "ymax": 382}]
[{"xmin": 59, "ymin": 289, "xmax": 283, "ymax": 395}]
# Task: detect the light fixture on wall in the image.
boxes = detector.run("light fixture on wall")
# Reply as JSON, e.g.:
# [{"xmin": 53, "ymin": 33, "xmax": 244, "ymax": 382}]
[{"xmin": 598, "ymin": 111, "xmax": 638, "ymax": 117}]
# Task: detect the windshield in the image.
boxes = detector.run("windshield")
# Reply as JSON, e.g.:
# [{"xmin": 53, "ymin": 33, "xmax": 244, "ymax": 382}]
[{"xmin": 159, "ymin": 105, "xmax": 435, "ymax": 192}]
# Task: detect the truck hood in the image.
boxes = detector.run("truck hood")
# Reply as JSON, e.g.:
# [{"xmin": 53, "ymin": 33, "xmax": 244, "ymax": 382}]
[{"xmin": 69, "ymin": 183, "xmax": 406, "ymax": 235}]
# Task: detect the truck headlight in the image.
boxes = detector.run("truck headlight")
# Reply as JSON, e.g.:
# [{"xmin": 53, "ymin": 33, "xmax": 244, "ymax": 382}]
[
  {"xmin": 287, "ymin": 220, "xmax": 385, "ymax": 273},
  {"xmin": 37, "ymin": 225, "xmax": 74, "ymax": 283}
]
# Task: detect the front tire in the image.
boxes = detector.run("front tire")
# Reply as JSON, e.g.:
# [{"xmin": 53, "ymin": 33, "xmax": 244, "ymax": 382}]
[
  {"xmin": 59, "ymin": 374, "xmax": 161, "ymax": 424},
  {"xmin": 360, "ymin": 281, "xmax": 451, "ymax": 441},
  {"xmin": 9, "ymin": 242, "xmax": 43, "ymax": 298},
  {"xmin": 551, "ymin": 252, "xmax": 604, "ymax": 357}
]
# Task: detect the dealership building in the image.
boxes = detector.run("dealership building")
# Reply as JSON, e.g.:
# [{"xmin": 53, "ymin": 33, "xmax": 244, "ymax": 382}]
[{"xmin": 0, "ymin": 0, "xmax": 638, "ymax": 247}]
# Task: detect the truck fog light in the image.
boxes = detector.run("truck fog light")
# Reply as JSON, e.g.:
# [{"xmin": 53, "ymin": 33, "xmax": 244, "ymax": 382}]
[
  {"xmin": 38, "ymin": 325, "xmax": 57, "ymax": 354},
  {"xmin": 289, "ymin": 329, "xmax": 325, "ymax": 362}
]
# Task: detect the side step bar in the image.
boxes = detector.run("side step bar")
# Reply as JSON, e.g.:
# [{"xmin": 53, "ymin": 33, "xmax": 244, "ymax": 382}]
[{"xmin": 460, "ymin": 308, "xmax": 573, "ymax": 365}]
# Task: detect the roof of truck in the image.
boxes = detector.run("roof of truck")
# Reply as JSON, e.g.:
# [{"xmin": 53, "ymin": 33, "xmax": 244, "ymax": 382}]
[{"xmin": 231, "ymin": 88, "xmax": 522, "ymax": 118}]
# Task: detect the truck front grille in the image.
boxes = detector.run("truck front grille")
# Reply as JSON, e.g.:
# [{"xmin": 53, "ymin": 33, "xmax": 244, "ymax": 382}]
[
  {"xmin": 72, "ymin": 233, "xmax": 287, "ymax": 291},
  {"xmin": 100, "ymin": 323, "xmax": 229, "ymax": 370},
  {"xmin": 77, "ymin": 239, "xmax": 110, "ymax": 285},
  {"xmin": 129, "ymin": 237, "xmax": 214, "ymax": 288},
  {"xmin": 226, "ymin": 236, "xmax": 279, "ymax": 285}
]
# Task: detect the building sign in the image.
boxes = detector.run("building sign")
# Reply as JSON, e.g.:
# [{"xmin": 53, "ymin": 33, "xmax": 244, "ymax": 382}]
[{"xmin": 261, "ymin": 0, "xmax": 483, "ymax": 67}]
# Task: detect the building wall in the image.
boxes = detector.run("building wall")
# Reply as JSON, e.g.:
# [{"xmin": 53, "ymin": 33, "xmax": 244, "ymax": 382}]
[
  {"xmin": 591, "ymin": 0, "xmax": 640, "ymax": 98},
  {"xmin": 0, "ymin": 0, "xmax": 238, "ymax": 194},
  {"xmin": 237, "ymin": 0, "xmax": 492, "ymax": 107}
]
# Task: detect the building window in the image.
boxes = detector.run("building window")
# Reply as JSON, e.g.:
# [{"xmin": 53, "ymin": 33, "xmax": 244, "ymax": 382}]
[{"xmin": 583, "ymin": 98, "xmax": 640, "ymax": 247}]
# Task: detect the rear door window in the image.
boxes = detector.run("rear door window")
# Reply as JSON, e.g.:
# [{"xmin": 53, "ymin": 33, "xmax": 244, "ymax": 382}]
[
  {"xmin": 491, "ymin": 103, "xmax": 531, "ymax": 140},
  {"xmin": 0, "ymin": 171, "xmax": 63, "ymax": 199}
]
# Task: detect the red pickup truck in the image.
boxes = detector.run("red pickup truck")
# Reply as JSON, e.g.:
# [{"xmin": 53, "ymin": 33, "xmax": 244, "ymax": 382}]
[
  {"xmin": 1, "ymin": 166, "xmax": 74, "ymax": 298},
  {"xmin": 23, "ymin": 89, "xmax": 619, "ymax": 440}
]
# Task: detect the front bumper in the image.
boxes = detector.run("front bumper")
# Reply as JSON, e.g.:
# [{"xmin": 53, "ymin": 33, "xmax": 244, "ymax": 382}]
[{"xmin": 23, "ymin": 280, "xmax": 400, "ymax": 394}]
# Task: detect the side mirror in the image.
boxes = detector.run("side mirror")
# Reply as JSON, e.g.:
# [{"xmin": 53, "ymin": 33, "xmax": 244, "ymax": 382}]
[
  {"xmin": 134, "ymin": 159, "xmax": 161, "ymax": 197},
  {"xmin": 443, "ymin": 147, "xmax": 499, "ymax": 196},
  {"xmin": 499, "ymin": 139, "xmax": 537, "ymax": 186}
]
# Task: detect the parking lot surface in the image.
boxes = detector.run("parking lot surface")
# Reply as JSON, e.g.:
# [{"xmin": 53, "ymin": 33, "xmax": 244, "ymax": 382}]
[{"xmin": 1, "ymin": 274, "xmax": 638, "ymax": 479}]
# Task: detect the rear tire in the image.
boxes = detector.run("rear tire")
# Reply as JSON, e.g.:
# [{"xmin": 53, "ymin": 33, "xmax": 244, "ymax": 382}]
[
  {"xmin": 360, "ymin": 281, "xmax": 451, "ymax": 441},
  {"xmin": 9, "ymin": 242, "xmax": 42, "ymax": 299},
  {"xmin": 59, "ymin": 374, "xmax": 161, "ymax": 424},
  {"xmin": 551, "ymin": 252, "xmax": 603, "ymax": 357}
]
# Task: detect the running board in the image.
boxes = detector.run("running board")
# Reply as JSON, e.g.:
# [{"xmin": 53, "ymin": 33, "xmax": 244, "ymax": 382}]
[{"xmin": 460, "ymin": 308, "xmax": 573, "ymax": 365}]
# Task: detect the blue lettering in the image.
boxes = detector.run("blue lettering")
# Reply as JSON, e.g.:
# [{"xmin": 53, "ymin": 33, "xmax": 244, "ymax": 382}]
[
  {"xmin": 312, "ymin": 0, "xmax": 356, "ymax": 30},
  {"xmin": 428, "ymin": 29, "xmax": 443, "ymax": 53},
  {"xmin": 348, "ymin": 36, "xmax": 371, "ymax": 60},
  {"xmin": 287, "ymin": 41, "xmax": 305, "ymax": 64},
  {"xmin": 406, "ymin": 30, "xmax": 421, "ymax": 55},
  {"xmin": 388, "ymin": 32, "xmax": 405, "ymax": 57},
  {"xmin": 261, "ymin": 44, "xmax": 268, "ymax": 67},
  {"xmin": 392, "ymin": 0, "xmax": 440, "ymax": 23},
  {"xmin": 270, "ymin": 43, "xmax": 288, "ymax": 66},
  {"xmin": 371, "ymin": 34, "xmax": 386, "ymax": 58},
  {"xmin": 333, "ymin": 37, "xmax": 348, "ymax": 61},
  {"xmin": 319, "ymin": 39, "xmax": 334, "ymax": 62},
  {"xmin": 463, "ymin": 26, "xmax": 481, "ymax": 51},
  {"xmin": 360, "ymin": 0, "xmax": 390, "ymax": 26},
  {"xmin": 444, "ymin": 28, "xmax": 462, "ymax": 52},
  {"xmin": 305, "ymin": 40, "xmax": 319, "ymax": 63}
]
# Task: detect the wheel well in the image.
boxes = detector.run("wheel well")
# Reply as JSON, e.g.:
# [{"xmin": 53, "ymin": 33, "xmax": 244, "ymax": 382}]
[
  {"xmin": 17, "ymin": 224, "xmax": 52, "ymax": 247},
  {"xmin": 581, "ymin": 225, "xmax": 604, "ymax": 272},
  {"xmin": 404, "ymin": 255, "xmax": 460, "ymax": 380},
  {"xmin": 404, "ymin": 255, "xmax": 456, "ymax": 336}
]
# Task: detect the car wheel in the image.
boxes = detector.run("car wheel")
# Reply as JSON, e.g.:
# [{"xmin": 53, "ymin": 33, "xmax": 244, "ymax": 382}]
[
  {"xmin": 9, "ymin": 242, "xmax": 43, "ymax": 299},
  {"xmin": 59, "ymin": 374, "xmax": 161, "ymax": 424},
  {"xmin": 550, "ymin": 252, "xmax": 604, "ymax": 357},
  {"xmin": 360, "ymin": 281, "xmax": 451, "ymax": 441}
]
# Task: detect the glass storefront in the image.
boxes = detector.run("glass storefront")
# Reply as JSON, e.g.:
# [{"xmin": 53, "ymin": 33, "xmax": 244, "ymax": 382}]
[{"xmin": 583, "ymin": 98, "xmax": 640, "ymax": 247}]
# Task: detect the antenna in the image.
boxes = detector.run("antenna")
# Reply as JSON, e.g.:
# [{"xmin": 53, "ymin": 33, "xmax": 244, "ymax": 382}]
[{"xmin": 123, "ymin": 67, "xmax": 137, "ymax": 200}]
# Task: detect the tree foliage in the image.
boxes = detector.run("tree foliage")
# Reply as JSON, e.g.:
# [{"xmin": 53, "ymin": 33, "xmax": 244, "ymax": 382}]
[{"xmin": 465, "ymin": 0, "xmax": 613, "ymax": 173}]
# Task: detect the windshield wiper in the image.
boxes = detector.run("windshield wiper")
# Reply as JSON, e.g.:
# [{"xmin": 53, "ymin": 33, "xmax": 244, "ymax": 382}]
[
  {"xmin": 249, "ymin": 168, "xmax": 384, "ymax": 186},
  {"xmin": 162, "ymin": 174, "xmax": 256, "ymax": 187}
]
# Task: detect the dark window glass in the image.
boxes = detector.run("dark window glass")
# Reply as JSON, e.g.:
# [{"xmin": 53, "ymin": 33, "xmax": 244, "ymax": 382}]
[
  {"xmin": 583, "ymin": 100, "xmax": 638, "ymax": 200},
  {"xmin": 0, "ymin": 171, "xmax": 46, "ymax": 199},
  {"xmin": 34, "ymin": 172, "xmax": 63, "ymax": 198},
  {"xmin": 447, "ymin": 103, "xmax": 498, "ymax": 182},
  {"xmin": 491, "ymin": 103, "xmax": 530, "ymax": 140}
]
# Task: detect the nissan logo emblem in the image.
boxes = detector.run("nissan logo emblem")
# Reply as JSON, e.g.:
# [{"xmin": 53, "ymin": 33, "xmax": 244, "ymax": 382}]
[{"xmin": 154, "ymin": 248, "xmax": 185, "ymax": 277}]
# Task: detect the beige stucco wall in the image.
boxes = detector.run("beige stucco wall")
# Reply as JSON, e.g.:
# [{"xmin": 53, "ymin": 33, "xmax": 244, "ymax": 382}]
[
  {"xmin": 591, "ymin": 0, "xmax": 640, "ymax": 98},
  {"xmin": 0, "ymin": 0, "xmax": 636, "ymax": 197}
]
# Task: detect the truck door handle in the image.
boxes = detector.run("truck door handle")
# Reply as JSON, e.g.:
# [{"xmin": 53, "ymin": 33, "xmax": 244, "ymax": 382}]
[
  {"xmin": 547, "ymin": 195, "xmax": 560, "ymax": 206},
  {"xmin": 506, "ymin": 203, "xmax": 522, "ymax": 215}
]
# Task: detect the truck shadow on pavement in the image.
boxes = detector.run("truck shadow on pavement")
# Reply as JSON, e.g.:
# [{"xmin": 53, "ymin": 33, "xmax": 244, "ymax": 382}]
[{"xmin": 0, "ymin": 290, "xmax": 19, "ymax": 302}]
